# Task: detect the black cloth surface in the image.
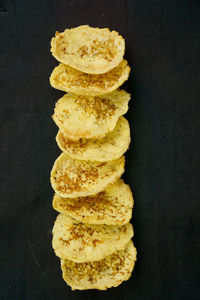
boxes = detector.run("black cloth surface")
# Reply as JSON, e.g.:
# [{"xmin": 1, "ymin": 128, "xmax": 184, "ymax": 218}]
[{"xmin": 0, "ymin": 0, "xmax": 200, "ymax": 299}]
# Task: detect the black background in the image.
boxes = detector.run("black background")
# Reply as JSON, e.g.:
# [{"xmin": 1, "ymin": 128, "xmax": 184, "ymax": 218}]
[{"xmin": 0, "ymin": 0, "xmax": 200, "ymax": 299}]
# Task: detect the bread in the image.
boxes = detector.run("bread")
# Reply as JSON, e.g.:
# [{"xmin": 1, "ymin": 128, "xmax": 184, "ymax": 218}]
[
  {"xmin": 60, "ymin": 241, "xmax": 137, "ymax": 290},
  {"xmin": 50, "ymin": 25, "xmax": 136, "ymax": 291},
  {"xmin": 52, "ymin": 90, "xmax": 130, "ymax": 141},
  {"xmin": 50, "ymin": 59, "xmax": 130, "ymax": 96},
  {"xmin": 50, "ymin": 153, "xmax": 125, "ymax": 198},
  {"xmin": 50, "ymin": 25, "xmax": 125, "ymax": 74},
  {"xmin": 52, "ymin": 214, "xmax": 133, "ymax": 263},
  {"xmin": 53, "ymin": 179, "xmax": 133, "ymax": 225},
  {"xmin": 56, "ymin": 116, "xmax": 130, "ymax": 162}
]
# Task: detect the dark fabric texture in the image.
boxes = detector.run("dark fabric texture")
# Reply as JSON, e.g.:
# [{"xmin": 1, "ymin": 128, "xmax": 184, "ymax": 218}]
[{"xmin": 0, "ymin": 0, "xmax": 200, "ymax": 299}]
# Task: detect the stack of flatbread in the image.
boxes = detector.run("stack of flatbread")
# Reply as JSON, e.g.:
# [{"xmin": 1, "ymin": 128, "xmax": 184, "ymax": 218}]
[{"xmin": 49, "ymin": 25, "xmax": 136, "ymax": 290}]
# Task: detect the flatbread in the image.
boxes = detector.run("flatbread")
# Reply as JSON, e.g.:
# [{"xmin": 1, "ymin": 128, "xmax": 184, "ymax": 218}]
[
  {"xmin": 50, "ymin": 59, "xmax": 130, "ymax": 96},
  {"xmin": 60, "ymin": 241, "xmax": 137, "ymax": 290},
  {"xmin": 50, "ymin": 152, "xmax": 125, "ymax": 198},
  {"xmin": 52, "ymin": 214, "xmax": 133, "ymax": 263},
  {"xmin": 52, "ymin": 90, "xmax": 130, "ymax": 141},
  {"xmin": 56, "ymin": 116, "xmax": 130, "ymax": 162},
  {"xmin": 50, "ymin": 25, "xmax": 125, "ymax": 74},
  {"xmin": 53, "ymin": 179, "xmax": 133, "ymax": 225}
]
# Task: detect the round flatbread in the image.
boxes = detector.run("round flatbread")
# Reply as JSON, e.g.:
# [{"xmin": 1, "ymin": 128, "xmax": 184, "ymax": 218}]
[
  {"xmin": 50, "ymin": 25, "xmax": 125, "ymax": 74},
  {"xmin": 53, "ymin": 179, "xmax": 133, "ymax": 225},
  {"xmin": 60, "ymin": 241, "xmax": 137, "ymax": 290},
  {"xmin": 50, "ymin": 60, "xmax": 130, "ymax": 96},
  {"xmin": 50, "ymin": 153, "xmax": 125, "ymax": 198},
  {"xmin": 52, "ymin": 90, "xmax": 130, "ymax": 141},
  {"xmin": 52, "ymin": 214, "xmax": 133, "ymax": 263},
  {"xmin": 56, "ymin": 116, "xmax": 130, "ymax": 162}
]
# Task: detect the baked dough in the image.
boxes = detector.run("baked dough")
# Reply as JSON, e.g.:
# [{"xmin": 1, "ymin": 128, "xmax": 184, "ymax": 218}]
[
  {"xmin": 52, "ymin": 214, "xmax": 133, "ymax": 262},
  {"xmin": 60, "ymin": 241, "xmax": 137, "ymax": 290},
  {"xmin": 50, "ymin": 153, "xmax": 125, "ymax": 198},
  {"xmin": 51, "ymin": 25, "xmax": 125, "ymax": 74},
  {"xmin": 50, "ymin": 60, "xmax": 130, "ymax": 96},
  {"xmin": 52, "ymin": 90, "xmax": 130, "ymax": 141},
  {"xmin": 56, "ymin": 116, "xmax": 130, "ymax": 162},
  {"xmin": 53, "ymin": 179, "xmax": 133, "ymax": 225}
]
